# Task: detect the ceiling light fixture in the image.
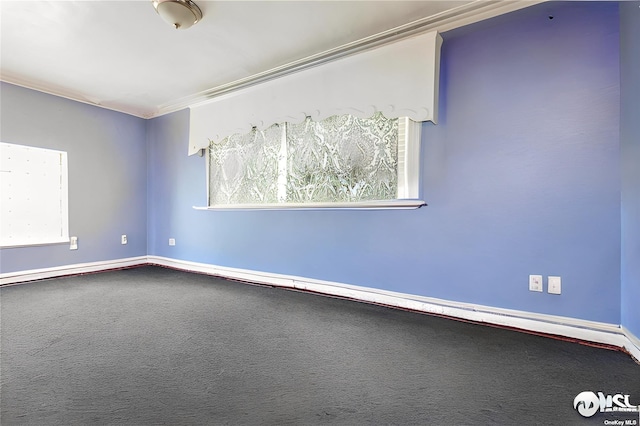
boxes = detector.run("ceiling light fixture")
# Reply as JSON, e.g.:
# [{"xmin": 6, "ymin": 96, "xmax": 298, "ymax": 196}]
[{"xmin": 152, "ymin": 0, "xmax": 202, "ymax": 30}]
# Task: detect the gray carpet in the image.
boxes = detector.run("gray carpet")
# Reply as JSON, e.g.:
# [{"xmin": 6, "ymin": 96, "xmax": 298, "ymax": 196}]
[{"xmin": 1, "ymin": 266, "xmax": 639, "ymax": 425}]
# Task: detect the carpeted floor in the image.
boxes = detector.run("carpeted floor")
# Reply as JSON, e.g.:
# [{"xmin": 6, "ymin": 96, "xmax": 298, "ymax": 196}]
[{"xmin": 1, "ymin": 266, "xmax": 639, "ymax": 425}]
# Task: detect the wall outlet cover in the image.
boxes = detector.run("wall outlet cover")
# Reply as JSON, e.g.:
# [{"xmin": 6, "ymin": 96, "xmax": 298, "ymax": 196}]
[
  {"xmin": 529, "ymin": 275, "xmax": 543, "ymax": 292},
  {"xmin": 548, "ymin": 276, "xmax": 561, "ymax": 295},
  {"xmin": 121, "ymin": 235, "xmax": 127, "ymax": 245}
]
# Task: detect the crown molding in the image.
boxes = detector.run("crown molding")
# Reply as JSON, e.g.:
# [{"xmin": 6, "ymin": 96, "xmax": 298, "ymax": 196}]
[
  {"xmin": 0, "ymin": 74, "xmax": 149, "ymax": 119},
  {"xmin": 153, "ymin": 0, "xmax": 545, "ymax": 118},
  {"xmin": 2, "ymin": 0, "xmax": 545, "ymax": 120}
]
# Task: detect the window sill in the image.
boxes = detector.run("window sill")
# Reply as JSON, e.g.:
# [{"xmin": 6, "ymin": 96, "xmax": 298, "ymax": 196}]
[
  {"xmin": 193, "ymin": 199, "xmax": 426, "ymax": 211},
  {"xmin": 1, "ymin": 238, "xmax": 71, "ymax": 249}
]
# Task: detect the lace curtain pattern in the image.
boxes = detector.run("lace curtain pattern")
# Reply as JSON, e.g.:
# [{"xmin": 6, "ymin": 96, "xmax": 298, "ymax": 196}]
[
  {"xmin": 209, "ymin": 112, "xmax": 399, "ymax": 205},
  {"xmin": 208, "ymin": 124, "xmax": 282, "ymax": 205}
]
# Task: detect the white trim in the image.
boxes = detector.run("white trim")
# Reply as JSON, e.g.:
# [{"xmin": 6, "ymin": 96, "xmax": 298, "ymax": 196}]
[
  {"xmin": 158, "ymin": 1, "xmax": 544, "ymax": 120},
  {"xmin": 188, "ymin": 31, "xmax": 442, "ymax": 155},
  {"xmin": 0, "ymin": 256, "xmax": 148, "ymax": 286},
  {"xmin": 621, "ymin": 326, "xmax": 640, "ymax": 363},
  {"xmin": 193, "ymin": 199, "xmax": 427, "ymax": 211},
  {"xmin": 147, "ymin": 256, "xmax": 639, "ymax": 363},
  {"xmin": 2, "ymin": 255, "xmax": 637, "ymax": 363},
  {"xmin": 0, "ymin": 76, "xmax": 151, "ymax": 119},
  {"xmin": 398, "ymin": 118, "xmax": 423, "ymax": 200},
  {"xmin": 0, "ymin": 143, "xmax": 69, "ymax": 248},
  {"xmin": 0, "ymin": 239, "xmax": 71, "ymax": 249},
  {"xmin": 1, "ymin": 1, "xmax": 545, "ymax": 121}
]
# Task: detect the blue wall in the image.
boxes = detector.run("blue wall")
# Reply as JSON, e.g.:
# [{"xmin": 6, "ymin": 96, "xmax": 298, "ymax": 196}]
[
  {"xmin": 2, "ymin": 2, "xmax": 633, "ymax": 330},
  {"xmin": 620, "ymin": 2, "xmax": 640, "ymax": 337},
  {"xmin": 147, "ymin": 2, "xmax": 623, "ymax": 324},
  {"xmin": 0, "ymin": 83, "xmax": 148, "ymax": 272}
]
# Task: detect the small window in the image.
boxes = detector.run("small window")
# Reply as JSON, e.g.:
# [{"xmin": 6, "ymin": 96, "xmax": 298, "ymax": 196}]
[
  {"xmin": 0, "ymin": 143, "xmax": 69, "ymax": 247},
  {"xmin": 207, "ymin": 112, "xmax": 422, "ymax": 209}
]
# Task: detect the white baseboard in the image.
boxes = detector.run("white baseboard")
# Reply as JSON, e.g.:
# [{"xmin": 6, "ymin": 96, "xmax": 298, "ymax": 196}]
[
  {"xmin": 0, "ymin": 256, "xmax": 148, "ymax": 286},
  {"xmin": 3, "ymin": 255, "xmax": 638, "ymax": 363},
  {"xmin": 147, "ymin": 256, "xmax": 640, "ymax": 363},
  {"xmin": 621, "ymin": 326, "xmax": 640, "ymax": 362}
]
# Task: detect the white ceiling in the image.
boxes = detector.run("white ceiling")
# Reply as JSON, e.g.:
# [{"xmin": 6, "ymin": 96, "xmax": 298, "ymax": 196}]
[{"xmin": 0, "ymin": 0, "xmax": 538, "ymax": 119}]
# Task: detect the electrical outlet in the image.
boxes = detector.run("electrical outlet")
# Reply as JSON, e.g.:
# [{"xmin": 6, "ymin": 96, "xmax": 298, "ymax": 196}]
[
  {"xmin": 70, "ymin": 236, "xmax": 78, "ymax": 250},
  {"xmin": 529, "ymin": 275, "xmax": 543, "ymax": 292},
  {"xmin": 121, "ymin": 235, "xmax": 127, "ymax": 245},
  {"xmin": 548, "ymin": 276, "xmax": 561, "ymax": 295},
  {"xmin": 169, "ymin": 238, "xmax": 176, "ymax": 246}
]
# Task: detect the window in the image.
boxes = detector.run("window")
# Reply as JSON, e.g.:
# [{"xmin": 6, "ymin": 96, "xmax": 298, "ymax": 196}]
[
  {"xmin": 207, "ymin": 112, "xmax": 423, "ymax": 209},
  {"xmin": 0, "ymin": 143, "xmax": 69, "ymax": 247}
]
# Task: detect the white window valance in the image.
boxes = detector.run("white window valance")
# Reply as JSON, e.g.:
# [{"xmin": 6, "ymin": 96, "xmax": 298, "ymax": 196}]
[{"xmin": 188, "ymin": 30, "xmax": 442, "ymax": 156}]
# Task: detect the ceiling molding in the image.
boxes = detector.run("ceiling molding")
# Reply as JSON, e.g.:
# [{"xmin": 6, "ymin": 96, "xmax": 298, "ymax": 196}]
[
  {"xmin": 156, "ymin": 0, "xmax": 544, "ymax": 119},
  {"xmin": 0, "ymin": 73, "xmax": 149, "ymax": 119},
  {"xmin": 2, "ymin": 0, "xmax": 544, "ymax": 120}
]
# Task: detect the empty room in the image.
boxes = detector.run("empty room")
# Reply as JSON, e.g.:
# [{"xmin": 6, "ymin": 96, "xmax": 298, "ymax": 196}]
[{"xmin": 1, "ymin": 0, "xmax": 639, "ymax": 424}]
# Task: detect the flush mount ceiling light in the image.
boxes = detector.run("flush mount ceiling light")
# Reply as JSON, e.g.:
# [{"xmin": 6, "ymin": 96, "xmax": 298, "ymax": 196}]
[{"xmin": 152, "ymin": 0, "xmax": 202, "ymax": 30}]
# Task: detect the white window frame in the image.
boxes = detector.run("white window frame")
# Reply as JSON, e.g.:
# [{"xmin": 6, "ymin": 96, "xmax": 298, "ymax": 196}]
[
  {"xmin": 197, "ymin": 115, "xmax": 424, "ymax": 211},
  {"xmin": 0, "ymin": 142, "xmax": 70, "ymax": 247}
]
